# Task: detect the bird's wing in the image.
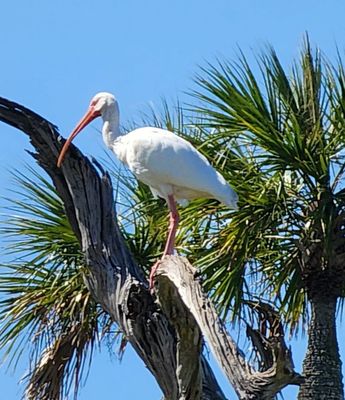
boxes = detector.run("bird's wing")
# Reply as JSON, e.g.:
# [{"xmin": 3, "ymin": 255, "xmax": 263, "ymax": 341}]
[{"xmin": 120, "ymin": 127, "xmax": 233, "ymax": 204}]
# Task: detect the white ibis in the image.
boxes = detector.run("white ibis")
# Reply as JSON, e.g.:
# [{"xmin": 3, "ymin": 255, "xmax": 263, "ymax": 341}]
[{"xmin": 57, "ymin": 92, "xmax": 238, "ymax": 288}]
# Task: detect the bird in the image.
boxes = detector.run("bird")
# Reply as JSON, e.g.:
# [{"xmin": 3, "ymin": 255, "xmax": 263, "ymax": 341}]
[{"xmin": 57, "ymin": 92, "xmax": 238, "ymax": 289}]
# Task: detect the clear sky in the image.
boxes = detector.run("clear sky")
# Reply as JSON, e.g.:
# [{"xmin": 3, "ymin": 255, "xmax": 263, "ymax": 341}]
[{"xmin": 1, "ymin": 1, "xmax": 345, "ymax": 399}]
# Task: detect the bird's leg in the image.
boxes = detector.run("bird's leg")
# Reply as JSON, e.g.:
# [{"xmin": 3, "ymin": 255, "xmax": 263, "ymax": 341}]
[
  {"xmin": 149, "ymin": 195, "xmax": 179, "ymax": 289},
  {"xmin": 163, "ymin": 194, "xmax": 179, "ymax": 256}
]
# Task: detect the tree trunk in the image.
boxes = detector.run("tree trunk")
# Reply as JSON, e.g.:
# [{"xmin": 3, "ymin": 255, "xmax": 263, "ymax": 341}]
[
  {"xmin": 0, "ymin": 97, "xmax": 302, "ymax": 400},
  {"xmin": 298, "ymin": 296, "xmax": 344, "ymax": 400}
]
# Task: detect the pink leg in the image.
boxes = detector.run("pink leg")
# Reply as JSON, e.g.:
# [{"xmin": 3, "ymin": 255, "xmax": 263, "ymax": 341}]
[
  {"xmin": 149, "ymin": 194, "xmax": 179, "ymax": 289},
  {"xmin": 163, "ymin": 194, "xmax": 179, "ymax": 256}
]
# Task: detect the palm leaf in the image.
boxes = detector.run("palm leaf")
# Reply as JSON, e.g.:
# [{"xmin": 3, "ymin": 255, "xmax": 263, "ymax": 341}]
[
  {"xmin": 190, "ymin": 36, "xmax": 345, "ymax": 328},
  {"xmin": 0, "ymin": 167, "xmax": 116, "ymax": 399}
]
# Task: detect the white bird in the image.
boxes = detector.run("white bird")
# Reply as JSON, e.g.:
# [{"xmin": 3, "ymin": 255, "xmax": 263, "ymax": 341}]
[{"xmin": 57, "ymin": 92, "xmax": 238, "ymax": 288}]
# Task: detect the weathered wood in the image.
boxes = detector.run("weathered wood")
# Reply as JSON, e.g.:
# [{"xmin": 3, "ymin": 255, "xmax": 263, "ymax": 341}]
[
  {"xmin": 156, "ymin": 257, "xmax": 303, "ymax": 400},
  {"xmin": 156, "ymin": 256, "xmax": 250, "ymax": 399},
  {"xmin": 0, "ymin": 97, "xmax": 303, "ymax": 400},
  {"xmin": 0, "ymin": 97, "xmax": 226, "ymax": 400},
  {"xmin": 155, "ymin": 259, "xmax": 203, "ymax": 400}
]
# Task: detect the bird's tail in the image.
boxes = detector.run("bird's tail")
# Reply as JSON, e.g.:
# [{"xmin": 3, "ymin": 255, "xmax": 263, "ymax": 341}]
[{"xmin": 219, "ymin": 185, "xmax": 238, "ymax": 210}]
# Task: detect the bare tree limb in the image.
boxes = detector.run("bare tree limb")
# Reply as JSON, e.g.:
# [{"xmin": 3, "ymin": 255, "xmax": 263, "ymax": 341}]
[
  {"xmin": 0, "ymin": 97, "xmax": 303, "ymax": 400},
  {"xmin": 156, "ymin": 257, "xmax": 303, "ymax": 400},
  {"xmin": 0, "ymin": 96, "xmax": 226, "ymax": 400}
]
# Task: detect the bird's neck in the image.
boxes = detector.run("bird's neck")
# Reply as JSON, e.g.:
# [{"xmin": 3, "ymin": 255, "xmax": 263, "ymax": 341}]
[{"xmin": 102, "ymin": 101, "xmax": 122, "ymax": 148}]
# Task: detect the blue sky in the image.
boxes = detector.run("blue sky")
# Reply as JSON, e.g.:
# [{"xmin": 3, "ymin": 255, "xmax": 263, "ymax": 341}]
[{"xmin": 1, "ymin": 1, "xmax": 345, "ymax": 399}]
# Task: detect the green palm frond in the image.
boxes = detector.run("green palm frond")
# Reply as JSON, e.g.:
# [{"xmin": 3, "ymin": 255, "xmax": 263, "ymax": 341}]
[
  {"xmin": 197, "ymin": 47, "xmax": 330, "ymax": 180},
  {"xmin": 101, "ymin": 39, "xmax": 345, "ymax": 334},
  {"xmin": 3, "ymin": 40, "xmax": 345, "ymax": 400},
  {"xmin": 189, "ymin": 37, "xmax": 345, "ymax": 328},
  {"xmin": 0, "ymin": 167, "xmax": 116, "ymax": 399}
]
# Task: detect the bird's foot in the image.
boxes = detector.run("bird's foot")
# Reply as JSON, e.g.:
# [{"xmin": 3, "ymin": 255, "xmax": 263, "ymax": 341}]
[{"xmin": 149, "ymin": 259, "xmax": 162, "ymax": 291}]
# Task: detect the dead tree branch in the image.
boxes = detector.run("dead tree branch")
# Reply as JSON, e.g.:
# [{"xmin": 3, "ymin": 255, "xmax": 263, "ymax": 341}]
[
  {"xmin": 0, "ymin": 96, "xmax": 225, "ymax": 400},
  {"xmin": 0, "ymin": 97, "xmax": 302, "ymax": 400},
  {"xmin": 156, "ymin": 257, "xmax": 303, "ymax": 399}
]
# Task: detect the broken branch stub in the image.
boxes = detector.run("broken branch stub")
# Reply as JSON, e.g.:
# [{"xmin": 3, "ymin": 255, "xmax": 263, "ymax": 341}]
[{"xmin": 156, "ymin": 256, "xmax": 304, "ymax": 400}]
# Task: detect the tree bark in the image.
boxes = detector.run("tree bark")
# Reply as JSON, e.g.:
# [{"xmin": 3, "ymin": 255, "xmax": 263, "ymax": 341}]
[
  {"xmin": 298, "ymin": 296, "xmax": 344, "ymax": 400},
  {"xmin": 0, "ymin": 97, "xmax": 302, "ymax": 400},
  {"xmin": 156, "ymin": 257, "xmax": 303, "ymax": 400}
]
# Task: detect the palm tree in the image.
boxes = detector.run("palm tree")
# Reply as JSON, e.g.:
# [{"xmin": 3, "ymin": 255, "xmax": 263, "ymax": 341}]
[
  {"xmin": 187, "ymin": 38, "xmax": 345, "ymax": 399},
  {"xmin": 0, "ymin": 37, "xmax": 345, "ymax": 399},
  {"xmin": 123, "ymin": 38, "xmax": 345, "ymax": 398},
  {"xmin": 125, "ymin": 38, "xmax": 345, "ymax": 399}
]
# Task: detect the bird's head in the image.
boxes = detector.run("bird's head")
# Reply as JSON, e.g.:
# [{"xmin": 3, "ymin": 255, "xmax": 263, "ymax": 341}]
[
  {"xmin": 57, "ymin": 92, "xmax": 116, "ymax": 167},
  {"xmin": 90, "ymin": 92, "xmax": 116, "ymax": 115}
]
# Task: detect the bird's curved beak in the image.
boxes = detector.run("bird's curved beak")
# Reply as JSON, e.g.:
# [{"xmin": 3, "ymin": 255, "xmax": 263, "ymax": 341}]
[{"xmin": 57, "ymin": 106, "xmax": 101, "ymax": 167}]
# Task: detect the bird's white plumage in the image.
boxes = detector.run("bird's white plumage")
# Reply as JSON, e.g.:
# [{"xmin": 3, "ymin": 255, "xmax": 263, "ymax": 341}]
[
  {"xmin": 59, "ymin": 91, "xmax": 238, "ymax": 210},
  {"xmin": 57, "ymin": 92, "xmax": 238, "ymax": 288},
  {"xmin": 112, "ymin": 127, "xmax": 238, "ymax": 208}
]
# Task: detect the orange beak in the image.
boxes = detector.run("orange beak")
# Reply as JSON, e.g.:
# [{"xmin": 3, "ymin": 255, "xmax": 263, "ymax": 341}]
[{"xmin": 57, "ymin": 106, "xmax": 101, "ymax": 167}]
